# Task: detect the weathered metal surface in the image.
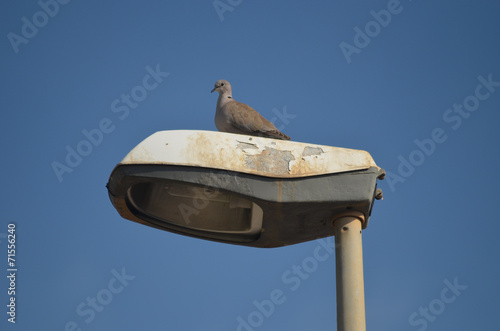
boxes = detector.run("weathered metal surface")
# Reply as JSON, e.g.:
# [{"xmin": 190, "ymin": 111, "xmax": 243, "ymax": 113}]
[{"xmin": 119, "ymin": 130, "xmax": 380, "ymax": 178}]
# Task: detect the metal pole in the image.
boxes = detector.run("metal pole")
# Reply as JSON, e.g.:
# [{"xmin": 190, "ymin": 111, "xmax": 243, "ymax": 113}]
[{"xmin": 333, "ymin": 213, "xmax": 366, "ymax": 331}]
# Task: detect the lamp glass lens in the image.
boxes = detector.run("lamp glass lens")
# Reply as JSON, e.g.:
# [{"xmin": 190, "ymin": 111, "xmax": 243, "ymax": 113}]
[{"xmin": 127, "ymin": 182, "xmax": 262, "ymax": 233}]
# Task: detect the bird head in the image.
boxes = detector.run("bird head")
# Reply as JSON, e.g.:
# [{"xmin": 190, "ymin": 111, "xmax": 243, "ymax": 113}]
[{"xmin": 211, "ymin": 79, "xmax": 231, "ymax": 94}]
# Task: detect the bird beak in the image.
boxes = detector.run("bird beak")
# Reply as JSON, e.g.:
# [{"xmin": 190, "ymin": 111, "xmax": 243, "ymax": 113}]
[{"xmin": 211, "ymin": 87, "xmax": 217, "ymax": 93}]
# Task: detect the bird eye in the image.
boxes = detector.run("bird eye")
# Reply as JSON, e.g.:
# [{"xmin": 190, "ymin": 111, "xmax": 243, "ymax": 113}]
[{"xmin": 221, "ymin": 83, "xmax": 225, "ymax": 86}]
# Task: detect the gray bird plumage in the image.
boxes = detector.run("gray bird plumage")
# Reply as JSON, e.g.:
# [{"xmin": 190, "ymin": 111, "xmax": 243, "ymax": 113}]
[{"xmin": 211, "ymin": 79, "xmax": 291, "ymax": 140}]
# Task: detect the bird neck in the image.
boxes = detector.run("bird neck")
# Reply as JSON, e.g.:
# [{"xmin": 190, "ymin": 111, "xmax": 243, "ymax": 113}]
[{"xmin": 217, "ymin": 91, "xmax": 233, "ymax": 108}]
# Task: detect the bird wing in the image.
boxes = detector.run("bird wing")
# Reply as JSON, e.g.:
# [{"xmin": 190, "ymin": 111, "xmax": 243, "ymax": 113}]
[{"xmin": 224, "ymin": 101, "xmax": 290, "ymax": 140}]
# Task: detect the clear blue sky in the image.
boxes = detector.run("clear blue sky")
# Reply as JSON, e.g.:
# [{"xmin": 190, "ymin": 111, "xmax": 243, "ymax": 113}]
[{"xmin": 1, "ymin": 0, "xmax": 499, "ymax": 330}]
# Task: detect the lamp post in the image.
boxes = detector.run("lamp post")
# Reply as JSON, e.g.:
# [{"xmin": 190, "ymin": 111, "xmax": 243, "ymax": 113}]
[
  {"xmin": 107, "ymin": 130, "xmax": 384, "ymax": 330},
  {"xmin": 333, "ymin": 212, "xmax": 367, "ymax": 331}
]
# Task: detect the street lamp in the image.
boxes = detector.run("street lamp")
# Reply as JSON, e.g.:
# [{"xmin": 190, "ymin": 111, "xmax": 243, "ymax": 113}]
[{"xmin": 107, "ymin": 130, "xmax": 384, "ymax": 330}]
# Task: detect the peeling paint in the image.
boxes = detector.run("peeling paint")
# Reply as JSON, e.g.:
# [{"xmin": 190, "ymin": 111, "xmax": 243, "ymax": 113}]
[
  {"xmin": 303, "ymin": 146, "xmax": 324, "ymax": 156},
  {"xmin": 237, "ymin": 142, "xmax": 259, "ymax": 150},
  {"xmin": 245, "ymin": 147, "xmax": 295, "ymax": 175}
]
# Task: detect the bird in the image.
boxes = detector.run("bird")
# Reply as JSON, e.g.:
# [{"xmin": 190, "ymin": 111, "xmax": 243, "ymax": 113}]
[{"xmin": 211, "ymin": 79, "xmax": 291, "ymax": 140}]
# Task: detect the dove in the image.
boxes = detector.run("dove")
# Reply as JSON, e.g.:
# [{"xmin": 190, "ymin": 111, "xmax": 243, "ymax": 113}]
[{"xmin": 211, "ymin": 79, "xmax": 291, "ymax": 140}]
